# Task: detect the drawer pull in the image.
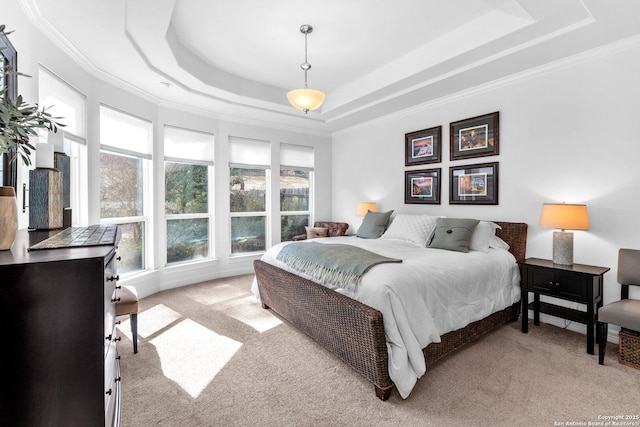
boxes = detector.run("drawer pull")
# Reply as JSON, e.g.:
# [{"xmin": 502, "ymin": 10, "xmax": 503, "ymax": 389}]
[
  {"xmin": 111, "ymin": 297, "xmax": 121, "ymax": 303},
  {"xmin": 107, "ymin": 275, "xmax": 120, "ymax": 282},
  {"xmin": 105, "ymin": 334, "xmax": 112, "ymax": 341},
  {"xmin": 115, "ymin": 285, "xmax": 122, "ymax": 290},
  {"xmin": 106, "ymin": 388, "xmax": 112, "ymax": 396},
  {"xmin": 117, "ymin": 256, "xmax": 121, "ymax": 261},
  {"xmin": 116, "ymin": 377, "xmax": 122, "ymax": 382},
  {"xmin": 115, "ymin": 337, "xmax": 121, "ymax": 342}
]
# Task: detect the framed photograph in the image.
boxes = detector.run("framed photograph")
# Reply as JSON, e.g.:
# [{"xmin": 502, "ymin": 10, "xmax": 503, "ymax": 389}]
[
  {"xmin": 405, "ymin": 126, "xmax": 442, "ymax": 166},
  {"xmin": 449, "ymin": 112, "xmax": 499, "ymax": 160},
  {"xmin": 405, "ymin": 168, "xmax": 441, "ymax": 204},
  {"xmin": 449, "ymin": 162, "xmax": 498, "ymax": 205}
]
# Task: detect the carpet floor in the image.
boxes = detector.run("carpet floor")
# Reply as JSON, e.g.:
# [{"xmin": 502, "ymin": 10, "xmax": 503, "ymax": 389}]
[{"xmin": 117, "ymin": 274, "xmax": 640, "ymax": 427}]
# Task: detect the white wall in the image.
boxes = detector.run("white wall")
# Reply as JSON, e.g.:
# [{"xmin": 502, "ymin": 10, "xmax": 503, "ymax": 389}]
[
  {"xmin": 332, "ymin": 37, "xmax": 640, "ymax": 339},
  {"xmin": 3, "ymin": 4, "xmax": 332, "ymax": 297}
]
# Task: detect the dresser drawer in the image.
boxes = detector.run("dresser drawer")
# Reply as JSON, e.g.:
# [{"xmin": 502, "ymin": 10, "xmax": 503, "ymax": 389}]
[
  {"xmin": 105, "ymin": 340, "xmax": 120, "ymax": 426},
  {"xmin": 104, "ymin": 252, "xmax": 119, "ymax": 356}
]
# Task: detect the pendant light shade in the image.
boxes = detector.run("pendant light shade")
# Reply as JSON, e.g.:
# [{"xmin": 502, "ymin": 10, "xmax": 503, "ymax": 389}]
[
  {"xmin": 286, "ymin": 88, "xmax": 326, "ymax": 112},
  {"xmin": 288, "ymin": 25, "xmax": 325, "ymax": 113}
]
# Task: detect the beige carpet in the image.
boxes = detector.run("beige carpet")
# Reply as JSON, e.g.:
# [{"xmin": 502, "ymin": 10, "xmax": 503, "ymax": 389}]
[{"xmin": 118, "ymin": 274, "xmax": 640, "ymax": 427}]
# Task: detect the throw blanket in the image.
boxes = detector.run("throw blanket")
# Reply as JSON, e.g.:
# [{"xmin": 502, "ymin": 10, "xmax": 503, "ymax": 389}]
[{"xmin": 276, "ymin": 241, "xmax": 402, "ymax": 291}]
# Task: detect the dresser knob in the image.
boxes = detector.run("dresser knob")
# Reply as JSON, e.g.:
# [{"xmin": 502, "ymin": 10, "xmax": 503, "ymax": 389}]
[
  {"xmin": 106, "ymin": 388, "xmax": 112, "ymax": 396},
  {"xmin": 116, "ymin": 377, "xmax": 122, "ymax": 382},
  {"xmin": 105, "ymin": 334, "xmax": 112, "ymax": 341},
  {"xmin": 111, "ymin": 297, "xmax": 121, "ymax": 303},
  {"xmin": 115, "ymin": 337, "xmax": 121, "ymax": 342},
  {"xmin": 107, "ymin": 275, "xmax": 120, "ymax": 282}
]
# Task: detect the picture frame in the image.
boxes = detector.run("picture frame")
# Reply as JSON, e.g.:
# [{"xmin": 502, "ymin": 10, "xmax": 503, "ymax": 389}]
[
  {"xmin": 405, "ymin": 126, "xmax": 442, "ymax": 166},
  {"xmin": 449, "ymin": 162, "xmax": 498, "ymax": 205},
  {"xmin": 405, "ymin": 168, "xmax": 441, "ymax": 204},
  {"xmin": 449, "ymin": 111, "xmax": 499, "ymax": 160}
]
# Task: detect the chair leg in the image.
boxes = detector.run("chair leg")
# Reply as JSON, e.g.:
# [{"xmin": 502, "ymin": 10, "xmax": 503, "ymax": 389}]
[
  {"xmin": 597, "ymin": 321, "xmax": 607, "ymax": 365},
  {"xmin": 131, "ymin": 313, "xmax": 138, "ymax": 354}
]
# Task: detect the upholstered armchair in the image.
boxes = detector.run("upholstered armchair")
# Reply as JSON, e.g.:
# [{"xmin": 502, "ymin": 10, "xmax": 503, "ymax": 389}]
[
  {"xmin": 597, "ymin": 248, "xmax": 640, "ymax": 365},
  {"xmin": 292, "ymin": 221, "xmax": 349, "ymax": 241}
]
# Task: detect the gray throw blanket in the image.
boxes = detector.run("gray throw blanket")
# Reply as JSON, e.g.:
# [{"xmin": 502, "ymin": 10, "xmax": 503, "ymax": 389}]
[{"xmin": 276, "ymin": 241, "xmax": 402, "ymax": 291}]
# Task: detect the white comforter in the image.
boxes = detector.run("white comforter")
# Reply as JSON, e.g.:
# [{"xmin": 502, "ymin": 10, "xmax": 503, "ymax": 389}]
[{"xmin": 251, "ymin": 236, "xmax": 521, "ymax": 398}]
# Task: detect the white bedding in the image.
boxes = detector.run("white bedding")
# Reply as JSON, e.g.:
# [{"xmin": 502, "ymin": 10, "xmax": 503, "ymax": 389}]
[{"xmin": 251, "ymin": 236, "xmax": 521, "ymax": 399}]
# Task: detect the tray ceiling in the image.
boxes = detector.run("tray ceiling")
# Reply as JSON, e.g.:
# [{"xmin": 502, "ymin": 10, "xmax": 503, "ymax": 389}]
[{"xmin": 23, "ymin": 0, "xmax": 640, "ymax": 133}]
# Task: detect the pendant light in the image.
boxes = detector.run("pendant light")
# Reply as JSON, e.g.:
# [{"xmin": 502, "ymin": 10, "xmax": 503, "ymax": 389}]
[{"xmin": 287, "ymin": 24, "xmax": 326, "ymax": 113}]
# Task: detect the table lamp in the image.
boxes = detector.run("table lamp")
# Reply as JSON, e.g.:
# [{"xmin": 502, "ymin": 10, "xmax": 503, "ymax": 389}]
[
  {"xmin": 539, "ymin": 203, "xmax": 589, "ymax": 265},
  {"xmin": 356, "ymin": 202, "xmax": 377, "ymax": 217}
]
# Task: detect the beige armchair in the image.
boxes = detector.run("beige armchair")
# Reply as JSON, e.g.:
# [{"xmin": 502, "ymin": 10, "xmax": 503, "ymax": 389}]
[
  {"xmin": 292, "ymin": 221, "xmax": 349, "ymax": 241},
  {"xmin": 597, "ymin": 248, "xmax": 640, "ymax": 365}
]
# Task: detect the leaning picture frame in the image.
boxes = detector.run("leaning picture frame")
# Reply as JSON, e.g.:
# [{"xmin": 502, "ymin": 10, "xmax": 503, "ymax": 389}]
[
  {"xmin": 449, "ymin": 112, "xmax": 499, "ymax": 160},
  {"xmin": 405, "ymin": 126, "xmax": 442, "ymax": 166},
  {"xmin": 405, "ymin": 168, "xmax": 441, "ymax": 204},
  {"xmin": 449, "ymin": 162, "xmax": 498, "ymax": 205}
]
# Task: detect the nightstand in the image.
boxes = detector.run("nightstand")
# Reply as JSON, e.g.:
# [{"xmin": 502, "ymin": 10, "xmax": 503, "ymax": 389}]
[{"xmin": 519, "ymin": 257, "xmax": 610, "ymax": 354}]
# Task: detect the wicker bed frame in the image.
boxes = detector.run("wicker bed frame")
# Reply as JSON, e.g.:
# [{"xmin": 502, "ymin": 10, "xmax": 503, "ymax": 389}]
[{"xmin": 253, "ymin": 221, "xmax": 528, "ymax": 400}]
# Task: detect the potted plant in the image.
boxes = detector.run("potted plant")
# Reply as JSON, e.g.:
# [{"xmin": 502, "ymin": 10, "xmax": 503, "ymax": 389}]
[{"xmin": 0, "ymin": 24, "xmax": 64, "ymax": 249}]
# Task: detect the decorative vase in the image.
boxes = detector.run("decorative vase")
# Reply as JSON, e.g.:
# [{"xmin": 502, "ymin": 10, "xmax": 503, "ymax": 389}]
[{"xmin": 0, "ymin": 186, "xmax": 18, "ymax": 250}]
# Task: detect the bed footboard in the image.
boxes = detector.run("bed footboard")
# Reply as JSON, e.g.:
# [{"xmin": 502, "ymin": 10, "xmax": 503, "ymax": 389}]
[{"xmin": 253, "ymin": 259, "xmax": 394, "ymax": 398}]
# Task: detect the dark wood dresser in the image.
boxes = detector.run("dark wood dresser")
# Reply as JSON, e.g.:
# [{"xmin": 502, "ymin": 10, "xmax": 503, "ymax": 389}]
[{"xmin": 0, "ymin": 228, "xmax": 122, "ymax": 426}]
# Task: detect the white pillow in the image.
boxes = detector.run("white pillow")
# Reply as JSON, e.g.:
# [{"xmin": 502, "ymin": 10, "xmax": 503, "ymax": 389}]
[
  {"xmin": 489, "ymin": 235, "xmax": 510, "ymax": 250},
  {"xmin": 469, "ymin": 221, "xmax": 501, "ymax": 252},
  {"xmin": 381, "ymin": 214, "xmax": 441, "ymax": 246}
]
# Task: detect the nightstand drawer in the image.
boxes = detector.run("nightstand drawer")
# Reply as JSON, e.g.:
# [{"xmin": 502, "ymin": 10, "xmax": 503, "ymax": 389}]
[
  {"xmin": 528, "ymin": 268, "xmax": 587, "ymax": 303},
  {"xmin": 555, "ymin": 272, "xmax": 587, "ymax": 302}
]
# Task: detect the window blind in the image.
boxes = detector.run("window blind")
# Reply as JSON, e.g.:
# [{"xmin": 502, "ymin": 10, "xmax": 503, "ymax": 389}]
[
  {"xmin": 100, "ymin": 105, "xmax": 153, "ymax": 158},
  {"xmin": 229, "ymin": 137, "xmax": 270, "ymax": 168},
  {"xmin": 164, "ymin": 125, "xmax": 214, "ymax": 165},
  {"xmin": 280, "ymin": 143, "xmax": 314, "ymax": 169},
  {"xmin": 38, "ymin": 66, "xmax": 86, "ymax": 140}
]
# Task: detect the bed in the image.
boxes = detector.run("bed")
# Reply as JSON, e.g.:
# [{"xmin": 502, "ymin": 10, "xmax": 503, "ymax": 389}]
[{"xmin": 252, "ymin": 219, "xmax": 527, "ymax": 400}]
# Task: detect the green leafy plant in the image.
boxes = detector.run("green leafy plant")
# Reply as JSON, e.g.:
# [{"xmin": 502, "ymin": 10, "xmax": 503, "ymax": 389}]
[{"xmin": 0, "ymin": 24, "xmax": 64, "ymax": 166}]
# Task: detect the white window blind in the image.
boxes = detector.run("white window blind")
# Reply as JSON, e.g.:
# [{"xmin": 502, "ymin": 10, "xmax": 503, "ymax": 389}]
[
  {"xmin": 38, "ymin": 66, "xmax": 86, "ymax": 140},
  {"xmin": 164, "ymin": 125, "xmax": 214, "ymax": 165},
  {"xmin": 229, "ymin": 137, "xmax": 270, "ymax": 168},
  {"xmin": 280, "ymin": 143, "xmax": 314, "ymax": 169},
  {"xmin": 100, "ymin": 105, "xmax": 153, "ymax": 158}
]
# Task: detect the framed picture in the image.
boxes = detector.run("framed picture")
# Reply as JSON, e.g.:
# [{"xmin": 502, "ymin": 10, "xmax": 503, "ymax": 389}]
[
  {"xmin": 449, "ymin": 112, "xmax": 499, "ymax": 160},
  {"xmin": 405, "ymin": 126, "xmax": 442, "ymax": 166},
  {"xmin": 449, "ymin": 162, "xmax": 498, "ymax": 205},
  {"xmin": 405, "ymin": 168, "xmax": 441, "ymax": 204}
]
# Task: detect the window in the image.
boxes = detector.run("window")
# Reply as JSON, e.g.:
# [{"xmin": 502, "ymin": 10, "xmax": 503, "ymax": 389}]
[
  {"xmin": 229, "ymin": 137, "xmax": 270, "ymax": 254},
  {"xmin": 280, "ymin": 144, "xmax": 314, "ymax": 241},
  {"xmin": 164, "ymin": 125, "xmax": 214, "ymax": 264},
  {"xmin": 38, "ymin": 67, "xmax": 88, "ymax": 225},
  {"xmin": 99, "ymin": 105, "xmax": 152, "ymax": 276}
]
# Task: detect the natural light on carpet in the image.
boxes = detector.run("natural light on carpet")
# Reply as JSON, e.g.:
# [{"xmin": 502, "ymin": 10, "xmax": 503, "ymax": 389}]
[
  {"xmin": 214, "ymin": 295, "xmax": 282, "ymax": 332},
  {"xmin": 150, "ymin": 318, "xmax": 242, "ymax": 398},
  {"xmin": 183, "ymin": 283, "xmax": 247, "ymax": 305},
  {"xmin": 117, "ymin": 304, "xmax": 182, "ymax": 341}
]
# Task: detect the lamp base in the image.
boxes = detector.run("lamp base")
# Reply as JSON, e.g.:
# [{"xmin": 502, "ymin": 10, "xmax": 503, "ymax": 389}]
[{"xmin": 552, "ymin": 231, "xmax": 574, "ymax": 265}]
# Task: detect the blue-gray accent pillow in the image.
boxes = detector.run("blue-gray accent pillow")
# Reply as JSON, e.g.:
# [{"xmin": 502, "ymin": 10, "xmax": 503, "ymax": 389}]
[
  {"xmin": 356, "ymin": 210, "xmax": 394, "ymax": 239},
  {"xmin": 428, "ymin": 218, "xmax": 480, "ymax": 252}
]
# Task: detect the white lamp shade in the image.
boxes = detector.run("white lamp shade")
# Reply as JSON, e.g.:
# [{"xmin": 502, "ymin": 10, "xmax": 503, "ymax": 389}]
[{"xmin": 287, "ymin": 88, "xmax": 326, "ymax": 112}]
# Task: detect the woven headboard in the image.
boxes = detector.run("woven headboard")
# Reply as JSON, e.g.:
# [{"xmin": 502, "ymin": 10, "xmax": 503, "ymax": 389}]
[{"xmin": 494, "ymin": 221, "xmax": 528, "ymax": 262}]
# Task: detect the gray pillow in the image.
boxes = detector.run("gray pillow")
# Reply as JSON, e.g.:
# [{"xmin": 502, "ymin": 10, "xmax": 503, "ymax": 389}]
[
  {"xmin": 356, "ymin": 210, "xmax": 394, "ymax": 239},
  {"xmin": 428, "ymin": 218, "xmax": 480, "ymax": 252}
]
